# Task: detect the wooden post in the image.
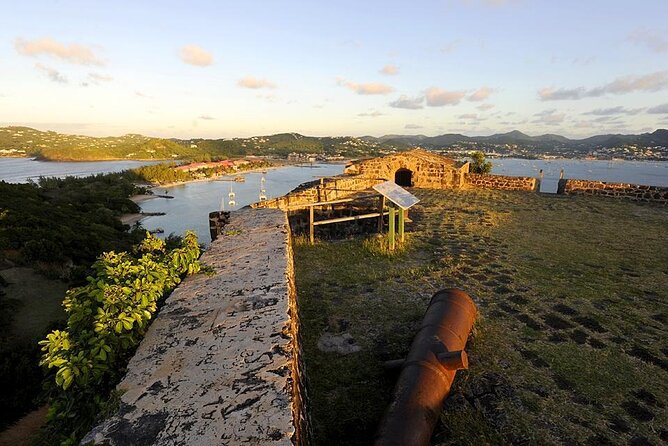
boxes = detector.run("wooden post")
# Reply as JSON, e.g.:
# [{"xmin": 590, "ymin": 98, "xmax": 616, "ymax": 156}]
[
  {"xmin": 398, "ymin": 208, "xmax": 405, "ymax": 243},
  {"xmin": 377, "ymin": 196, "xmax": 386, "ymax": 233},
  {"xmin": 309, "ymin": 205, "xmax": 315, "ymax": 245},
  {"xmin": 389, "ymin": 205, "xmax": 396, "ymax": 251}
]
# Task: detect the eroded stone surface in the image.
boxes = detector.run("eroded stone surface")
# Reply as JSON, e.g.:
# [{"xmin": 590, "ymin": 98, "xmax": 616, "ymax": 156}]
[{"xmin": 83, "ymin": 208, "xmax": 301, "ymax": 446}]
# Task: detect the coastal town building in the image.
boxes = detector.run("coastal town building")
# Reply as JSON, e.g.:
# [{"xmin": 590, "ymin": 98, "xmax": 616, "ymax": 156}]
[{"xmin": 173, "ymin": 160, "xmax": 235, "ymax": 172}]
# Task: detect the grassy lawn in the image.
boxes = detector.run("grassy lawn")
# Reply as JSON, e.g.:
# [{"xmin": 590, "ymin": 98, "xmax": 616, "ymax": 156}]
[{"xmin": 293, "ymin": 188, "xmax": 668, "ymax": 446}]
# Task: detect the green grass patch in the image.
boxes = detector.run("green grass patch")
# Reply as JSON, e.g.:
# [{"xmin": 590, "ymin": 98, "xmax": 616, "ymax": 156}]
[{"xmin": 294, "ymin": 188, "xmax": 668, "ymax": 445}]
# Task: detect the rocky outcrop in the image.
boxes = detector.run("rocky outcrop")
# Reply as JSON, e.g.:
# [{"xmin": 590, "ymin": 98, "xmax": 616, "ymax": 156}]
[{"xmin": 82, "ymin": 208, "xmax": 309, "ymax": 445}]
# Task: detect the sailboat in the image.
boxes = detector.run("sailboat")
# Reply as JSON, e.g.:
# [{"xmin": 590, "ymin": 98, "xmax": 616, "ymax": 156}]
[
  {"xmin": 228, "ymin": 183, "xmax": 236, "ymax": 209},
  {"xmin": 259, "ymin": 175, "xmax": 267, "ymax": 201}
]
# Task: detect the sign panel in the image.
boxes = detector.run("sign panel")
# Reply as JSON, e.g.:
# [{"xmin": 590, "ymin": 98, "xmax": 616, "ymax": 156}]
[{"xmin": 373, "ymin": 181, "xmax": 420, "ymax": 210}]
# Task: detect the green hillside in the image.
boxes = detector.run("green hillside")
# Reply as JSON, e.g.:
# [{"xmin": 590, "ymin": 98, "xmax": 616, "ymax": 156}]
[
  {"xmin": 3, "ymin": 126, "xmax": 666, "ymax": 162},
  {"xmin": 0, "ymin": 127, "xmax": 199, "ymax": 161},
  {"xmin": 0, "ymin": 127, "xmax": 391, "ymax": 161},
  {"xmin": 176, "ymin": 133, "xmax": 388, "ymax": 158}
]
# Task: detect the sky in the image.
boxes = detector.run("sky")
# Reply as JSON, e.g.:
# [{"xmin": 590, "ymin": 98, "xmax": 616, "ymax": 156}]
[{"xmin": 1, "ymin": 0, "xmax": 667, "ymax": 139}]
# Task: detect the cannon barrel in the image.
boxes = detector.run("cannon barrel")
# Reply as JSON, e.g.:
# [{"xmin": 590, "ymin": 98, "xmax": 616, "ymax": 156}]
[{"xmin": 375, "ymin": 288, "xmax": 477, "ymax": 446}]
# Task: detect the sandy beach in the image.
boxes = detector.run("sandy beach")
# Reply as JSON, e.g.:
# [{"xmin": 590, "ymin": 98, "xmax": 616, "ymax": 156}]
[
  {"xmin": 120, "ymin": 213, "xmax": 145, "ymax": 225},
  {"xmin": 129, "ymin": 194, "xmax": 157, "ymax": 204}
]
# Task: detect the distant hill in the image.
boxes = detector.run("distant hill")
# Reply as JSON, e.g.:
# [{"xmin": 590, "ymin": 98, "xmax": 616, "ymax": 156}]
[
  {"xmin": 0, "ymin": 127, "xmax": 194, "ymax": 161},
  {"xmin": 1, "ymin": 126, "xmax": 666, "ymax": 161},
  {"xmin": 369, "ymin": 129, "xmax": 668, "ymax": 151},
  {"xmin": 0, "ymin": 127, "xmax": 387, "ymax": 161}
]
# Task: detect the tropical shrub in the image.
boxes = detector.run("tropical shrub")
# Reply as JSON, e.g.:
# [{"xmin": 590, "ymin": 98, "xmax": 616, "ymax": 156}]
[
  {"xmin": 38, "ymin": 231, "xmax": 201, "ymax": 445},
  {"xmin": 470, "ymin": 151, "xmax": 493, "ymax": 174}
]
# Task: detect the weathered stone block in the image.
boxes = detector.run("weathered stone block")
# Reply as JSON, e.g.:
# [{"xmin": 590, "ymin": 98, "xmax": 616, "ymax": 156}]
[{"xmin": 82, "ymin": 208, "xmax": 308, "ymax": 446}]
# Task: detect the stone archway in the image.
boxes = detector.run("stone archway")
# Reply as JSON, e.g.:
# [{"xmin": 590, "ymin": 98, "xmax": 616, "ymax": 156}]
[{"xmin": 395, "ymin": 168, "xmax": 413, "ymax": 187}]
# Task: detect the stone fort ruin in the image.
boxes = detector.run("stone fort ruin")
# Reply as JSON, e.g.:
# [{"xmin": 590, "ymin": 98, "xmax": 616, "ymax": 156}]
[{"xmin": 344, "ymin": 149, "xmax": 470, "ymax": 189}]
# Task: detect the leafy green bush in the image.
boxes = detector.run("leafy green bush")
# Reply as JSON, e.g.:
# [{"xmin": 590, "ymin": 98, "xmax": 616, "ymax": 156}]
[
  {"xmin": 470, "ymin": 151, "xmax": 492, "ymax": 174},
  {"xmin": 38, "ymin": 231, "xmax": 201, "ymax": 445}
]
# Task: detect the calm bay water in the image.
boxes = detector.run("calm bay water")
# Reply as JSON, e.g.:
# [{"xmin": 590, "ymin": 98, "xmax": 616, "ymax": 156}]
[
  {"xmin": 491, "ymin": 158, "xmax": 668, "ymax": 192},
  {"xmin": 2, "ymin": 156, "xmax": 667, "ymax": 243},
  {"xmin": 139, "ymin": 164, "xmax": 346, "ymax": 242},
  {"xmin": 0, "ymin": 157, "xmax": 159, "ymax": 183}
]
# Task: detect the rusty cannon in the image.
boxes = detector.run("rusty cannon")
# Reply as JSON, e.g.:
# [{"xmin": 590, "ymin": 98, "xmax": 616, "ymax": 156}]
[{"xmin": 375, "ymin": 288, "xmax": 477, "ymax": 446}]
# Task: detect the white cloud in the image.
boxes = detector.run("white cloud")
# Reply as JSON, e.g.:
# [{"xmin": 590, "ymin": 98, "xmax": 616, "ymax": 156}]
[
  {"xmin": 198, "ymin": 115, "xmax": 215, "ymax": 120},
  {"xmin": 606, "ymin": 71, "xmax": 668, "ymax": 94},
  {"xmin": 592, "ymin": 116, "xmax": 622, "ymax": 123},
  {"xmin": 477, "ymin": 103, "xmax": 495, "ymax": 111},
  {"xmin": 647, "ymin": 103, "xmax": 668, "ymax": 114},
  {"xmin": 583, "ymin": 106, "xmax": 643, "ymax": 116},
  {"xmin": 389, "ymin": 95, "xmax": 424, "ymax": 109},
  {"xmin": 538, "ymin": 87, "xmax": 590, "ymax": 100},
  {"xmin": 336, "ymin": 77, "xmax": 394, "ymax": 95},
  {"xmin": 458, "ymin": 113, "xmax": 478, "ymax": 119},
  {"xmin": 539, "ymin": 70, "xmax": 668, "ymax": 100},
  {"xmin": 628, "ymin": 28, "xmax": 668, "ymax": 53},
  {"xmin": 88, "ymin": 72, "xmax": 113, "ymax": 83},
  {"xmin": 424, "ymin": 87, "xmax": 466, "ymax": 106},
  {"xmin": 357, "ymin": 110, "xmax": 384, "ymax": 117},
  {"xmin": 179, "ymin": 45, "xmax": 213, "ymax": 66},
  {"xmin": 405, "ymin": 124, "xmax": 423, "ymax": 129},
  {"xmin": 16, "ymin": 37, "xmax": 102, "ymax": 65},
  {"xmin": 34, "ymin": 63, "xmax": 67, "ymax": 83},
  {"xmin": 468, "ymin": 86, "xmax": 494, "ymax": 102},
  {"xmin": 238, "ymin": 76, "xmax": 276, "ymax": 89},
  {"xmin": 532, "ymin": 109, "xmax": 565, "ymax": 125},
  {"xmin": 380, "ymin": 64, "xmax": 399, "ymax": 75}
]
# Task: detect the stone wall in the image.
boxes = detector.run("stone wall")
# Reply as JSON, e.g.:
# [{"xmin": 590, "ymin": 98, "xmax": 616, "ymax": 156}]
[
  {"xmin": 83, "ymin": 208, "xmax": 310, "ymax": 445},
  {"xmin": 558, "ymin": 179, "xmax": 668, "ymax": 204},
  {"xmin": 253, "ymin": 175, "xmax": 383, "ymax": 210},
  {"xmin": 345, "ymin": 149, "xmax": 468, "ymax": 189},
  {"xmin": 466, "ymin": 173, "xmax": 538, "ymax": 191}
]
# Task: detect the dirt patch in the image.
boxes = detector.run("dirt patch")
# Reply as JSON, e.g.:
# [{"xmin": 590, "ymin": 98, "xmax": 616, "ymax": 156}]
[
  {"xmin": 317, "ymin": 332, "xmax": 362, "ymax": 354},
  {"xmin": 572, "ymin": 315, "xmax": 607, "ymax": 333},
  {"xmin": 621, "ymin": 400, "xmax": 655, "ymax": 422},
  {"xmin": 553, "ymin": 303, "xmax": 578, "ymax": 316},
  {"xmin": 543, "ymin": 313, "xmax": 575, "ymax": 330},
  {"xmin": 0, "ymin": 405, "xmax": 48, "ymax": 446}
]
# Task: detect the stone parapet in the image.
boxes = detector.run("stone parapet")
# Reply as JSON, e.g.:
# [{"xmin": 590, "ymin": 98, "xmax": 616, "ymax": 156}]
[
  {"xmin": 558, "ymin": 179, "xmax": 668, "ymax": 204},
  {"xmin": 82, "ymin": 208, "xmax": 309, "ymax": 445},
  {"xmin": 466, "ymin": 173, "xmax": 537, "ymax": 191},
  {"xmin": 253, "ymin": 175, "xmax": 382, "ymax": 210}
]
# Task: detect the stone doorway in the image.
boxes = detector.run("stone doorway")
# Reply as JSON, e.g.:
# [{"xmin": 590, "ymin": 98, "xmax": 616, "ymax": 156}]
[{"xmin": 395, "ymin": 168, "xmax": 413, "ymax": 187}]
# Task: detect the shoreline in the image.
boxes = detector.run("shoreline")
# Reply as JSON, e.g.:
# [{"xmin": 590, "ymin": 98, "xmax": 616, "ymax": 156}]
[
  {"xmin": 146, "ymin": 162, "xmax": 334, "ymax": 188},
  {"xmin": 120, "ymin": 161, "xmax": 350, "ymax": 226}
]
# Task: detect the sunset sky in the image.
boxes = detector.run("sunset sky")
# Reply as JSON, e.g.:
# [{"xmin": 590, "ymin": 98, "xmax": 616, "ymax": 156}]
[{"xmin": 1, "ymin": 0, "xmax": 667, "ymax": 139}]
